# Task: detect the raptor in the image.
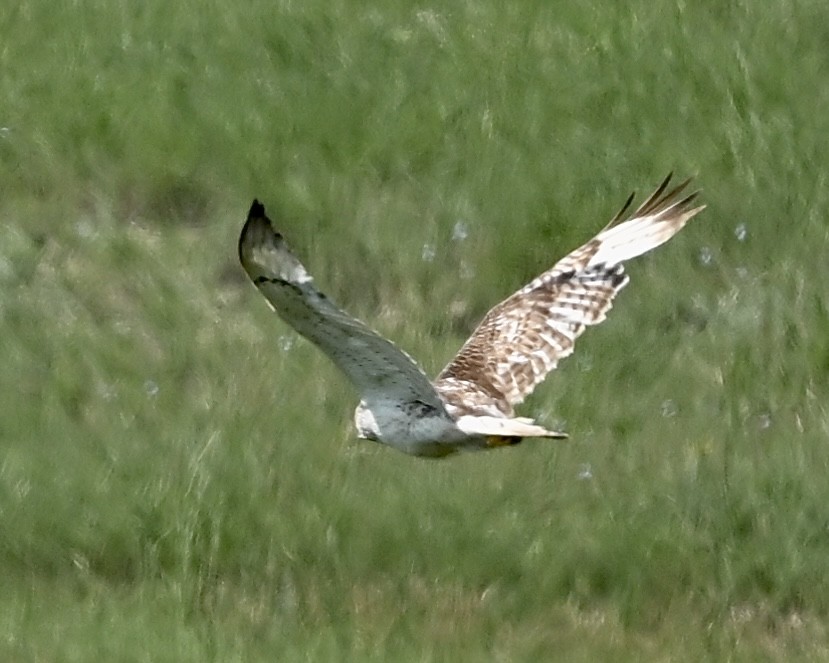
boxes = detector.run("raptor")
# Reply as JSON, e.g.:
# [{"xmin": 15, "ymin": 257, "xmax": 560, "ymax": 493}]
[{"xmin": 238, "ymin": 174, "xmax": 704, "ymax": 458}]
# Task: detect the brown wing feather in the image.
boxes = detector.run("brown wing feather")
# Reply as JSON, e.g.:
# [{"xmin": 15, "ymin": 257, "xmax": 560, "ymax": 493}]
[{"xmin": 434, "ymin": 175, "xmax": 705, "ymax": 416}]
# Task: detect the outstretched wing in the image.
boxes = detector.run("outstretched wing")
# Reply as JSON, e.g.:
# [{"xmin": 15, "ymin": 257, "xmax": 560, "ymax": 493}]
[
  {"xmin": 435, "ymin": 174, "xmax": 705, "ymax": 416},
  {"xmin": 239, "ymin": 201, "xmax": 445, "ymax": 410}
]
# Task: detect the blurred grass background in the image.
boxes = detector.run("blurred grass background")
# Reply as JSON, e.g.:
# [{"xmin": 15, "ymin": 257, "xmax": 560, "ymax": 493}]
[{"xmin": 2, "ymin": 0, "xmax": 829, "ymax": 659}]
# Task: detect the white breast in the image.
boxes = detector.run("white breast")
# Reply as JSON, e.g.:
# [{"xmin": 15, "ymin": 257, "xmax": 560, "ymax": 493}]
[{"xmin": 354, "ymin": 399, "xmax": 466, "ymax": 456}]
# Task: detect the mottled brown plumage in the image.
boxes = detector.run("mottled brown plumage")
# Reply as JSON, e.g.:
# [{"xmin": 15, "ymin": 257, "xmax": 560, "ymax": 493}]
[
  {"xmin": 239, "ymin": 175, "xmax": 704, "ymax": 457},
  {"xmin": 434, "ymin": 174, "xmax": 702, "ymax": 418}
]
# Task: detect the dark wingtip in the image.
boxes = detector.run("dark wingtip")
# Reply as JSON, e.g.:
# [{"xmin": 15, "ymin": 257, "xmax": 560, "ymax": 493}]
[
  {"xmin": 239, "ymin": 198, "xmax": 273, "ymax": 265},
  {"xmin": 248, "ymin": 199, "xmax": 266, "ymax": 218},
  {"xmin": 609, "ymin": 190, "xmax": 636, "ymax": 226}
]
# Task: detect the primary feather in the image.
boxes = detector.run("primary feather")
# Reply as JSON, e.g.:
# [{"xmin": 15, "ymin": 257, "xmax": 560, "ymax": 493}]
[
  {"xmin": 239, "ymin": 175, "xmax": 704, "ymax": 457},
  {"xmin": 434, "ymin": 173, "xmax": 704, "ymax": 417}
]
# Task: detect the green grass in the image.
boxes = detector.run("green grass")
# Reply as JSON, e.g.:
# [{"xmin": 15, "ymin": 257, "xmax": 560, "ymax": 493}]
[{"xmin": 2, "ymin": 0, "xmax": 829, "ymax": 659}]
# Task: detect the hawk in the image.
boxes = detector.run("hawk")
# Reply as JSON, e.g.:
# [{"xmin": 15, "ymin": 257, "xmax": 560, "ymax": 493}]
[{"xmin": 239, "ymin": 174, "xmax": 704, "ymax": 458}]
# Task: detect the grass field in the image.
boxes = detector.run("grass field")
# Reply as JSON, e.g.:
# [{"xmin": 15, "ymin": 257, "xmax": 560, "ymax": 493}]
[{"xmin": 2, "ymin": 0, "xmax": 829, "ymax": 659}]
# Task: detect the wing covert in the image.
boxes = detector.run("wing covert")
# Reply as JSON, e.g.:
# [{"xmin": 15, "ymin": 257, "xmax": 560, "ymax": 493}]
[
  {"xmin": 239, "ymin": 201, "xmax": 445, "ymax": 410},
  {"xmin": 436, "ymin": 175, "xmax": 704, "ymax": 413}
]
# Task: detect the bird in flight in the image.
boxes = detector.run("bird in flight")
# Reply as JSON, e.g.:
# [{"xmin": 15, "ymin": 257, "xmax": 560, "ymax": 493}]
[{"xmin": 239, "ymin": 174, "xmax": 704, "ymax": 458}]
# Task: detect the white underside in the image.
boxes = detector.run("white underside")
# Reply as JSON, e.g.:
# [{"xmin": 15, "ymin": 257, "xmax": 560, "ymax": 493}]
[
  {"xmin": 454, "ymin": 415, "xmax": 564, "ymax": 438},
  {"xmin": 354, "ymin": 400, "xmax": 467, "ymax": 456},
  {"xmin": 354, "ymin": 399, "xmax": 564, "ymax": 458}
]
